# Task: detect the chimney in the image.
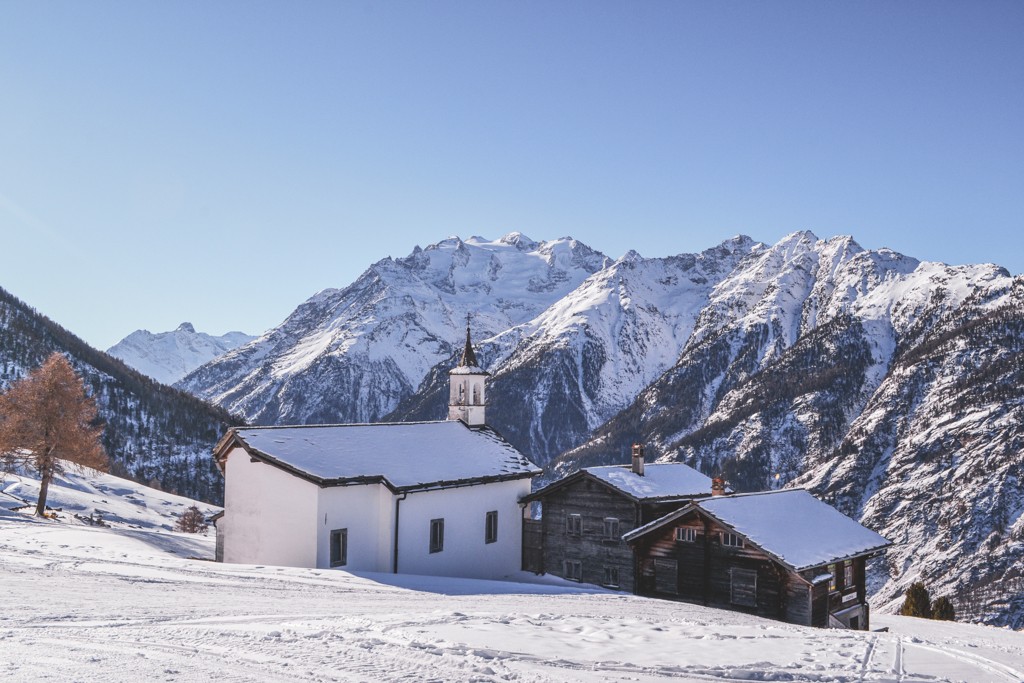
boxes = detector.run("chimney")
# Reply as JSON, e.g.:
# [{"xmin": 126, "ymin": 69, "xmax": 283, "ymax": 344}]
[
  {"xmin": 631, "ymin": 443, "xmax": 645, "ymax": 476},
  {"xmin": 711, "ymin": 476, "xmax": 726, "ymax": 496}
]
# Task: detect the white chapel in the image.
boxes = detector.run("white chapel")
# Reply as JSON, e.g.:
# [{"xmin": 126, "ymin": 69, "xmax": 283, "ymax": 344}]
[{"xmin": 212, "ymin": 326, "xmax": 540, "ymax": 579}]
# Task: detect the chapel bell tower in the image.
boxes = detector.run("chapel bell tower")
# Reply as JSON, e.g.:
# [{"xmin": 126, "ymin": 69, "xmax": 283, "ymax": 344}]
[{"xmin": 448, "ymin": 323, "xmax": 489, "ymax": 426}]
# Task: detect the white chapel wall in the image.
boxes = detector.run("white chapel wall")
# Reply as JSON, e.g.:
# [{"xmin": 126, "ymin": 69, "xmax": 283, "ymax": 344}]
[
  {"xmin": 222, "ymin": 447, "xmax": 319, "ymax": 567},
  {"xmin": 315, "ymin": 483, "xmax": 394, "ymax": 571},
  {"xmin": 395, "ymin": 478, "xmax": 530, "ymax": 580}
]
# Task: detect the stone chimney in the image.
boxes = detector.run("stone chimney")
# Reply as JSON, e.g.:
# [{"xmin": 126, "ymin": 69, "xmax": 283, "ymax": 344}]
[
  {"xmin": 631, "ymin": 443, "xmax": 645, "ymax": 476},
  {"xmin": 711, "ymin": 476, "xmax": 726, "ymax": 496}
]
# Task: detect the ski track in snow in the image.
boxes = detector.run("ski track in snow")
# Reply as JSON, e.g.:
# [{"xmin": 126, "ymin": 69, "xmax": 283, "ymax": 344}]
[{"xmin": 2, "ymin": 518, "xmax": 1023, "ymax": 683}]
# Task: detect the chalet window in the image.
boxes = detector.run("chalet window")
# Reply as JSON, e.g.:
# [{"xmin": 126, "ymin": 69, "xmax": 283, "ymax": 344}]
[
  {"xmin": 564, "ymin": 559, "xmax": 582, "ymax": 581},
  {"xmin": 843, "ymin": 560, "xmax": 854, "ymax": 588},
  {"xmin": 675, "ymin": 527, "xmax": 697, "ymax": 543},
  {"xmin": 485, "ymin": 510, "xmax": 498, "ymax": 544},
  {"xmin": 330, "ymin": 528, "xmax": 348, "ymax": 567},
  {"xmin": 603, "ymin": 566, "xmax": 619, "ymax": 588},
  {"xmin": 721, "ymin": 532, "xmax": 743, "ymax": 548},
  {"xmin": 828, "ymin": 563, "xmax": 837, "ymax": 592},
  {"xmin": 429, "ymin": 518, "xmax": 444, "ymax": 553},
  {"xmin": 730, "ymin": 568, "xmax": 757, "ymax": 607},
  {"xmin": 603, "ymin": 517, "xmax": 620, "ymax": 540},
  {"xmin": 566, "ymin": 514, "xmax": 582, "ymax": 535}
]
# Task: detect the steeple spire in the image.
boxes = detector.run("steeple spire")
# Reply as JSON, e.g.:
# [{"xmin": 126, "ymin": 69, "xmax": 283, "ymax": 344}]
[
  {"xmin": 448, "ymin": 315, "xmax": 489, "ymax": 426},
  {"xmin": 459, "ymin": 322, "xmax": 479, "ymax": 368}
]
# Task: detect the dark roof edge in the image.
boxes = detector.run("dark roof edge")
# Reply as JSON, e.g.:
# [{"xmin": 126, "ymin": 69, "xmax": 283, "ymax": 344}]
[{"xmin": 230, "ymin": 419, "xmax": 453, "ymax": 432}]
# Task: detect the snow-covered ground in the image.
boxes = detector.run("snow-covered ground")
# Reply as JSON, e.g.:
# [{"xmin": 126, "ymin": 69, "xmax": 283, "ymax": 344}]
[{"xmin": 2, "ymin": 468, "xmax": 1023, "ymax": 682}]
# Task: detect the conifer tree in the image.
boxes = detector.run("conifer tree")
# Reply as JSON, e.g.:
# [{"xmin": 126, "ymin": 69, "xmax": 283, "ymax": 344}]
[
  {"xmin": 932, "ymin": 596, "xmax": 956, "ymax": 621},
  {"xmin": 899, "ymin": 581, "xmax": 933, "ymax": 618},
  {"xmin": 0, "ymin": 353, "xmax": 108, "ymax": 516}
]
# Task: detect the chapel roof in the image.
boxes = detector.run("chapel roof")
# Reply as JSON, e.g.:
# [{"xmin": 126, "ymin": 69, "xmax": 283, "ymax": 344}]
[{"xmin": 215, "ymin": 420, "xmax": 539, "ymax": 491}]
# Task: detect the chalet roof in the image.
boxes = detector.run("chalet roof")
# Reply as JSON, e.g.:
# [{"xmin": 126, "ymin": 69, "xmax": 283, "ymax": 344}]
[
  {"xmin": 586, "ymin": 463, "xmax": 714, "ymax": 501},
  {"xmin": 215, "ymin": 421, "xmax": 539, "ymax": 492},
  {"xmin": 622, "ymin": 489, "xmax": 892, "ymax": 571},
  {"xmin": 523, "ymin": 463, "xmax": 714, "ymax": 504}
]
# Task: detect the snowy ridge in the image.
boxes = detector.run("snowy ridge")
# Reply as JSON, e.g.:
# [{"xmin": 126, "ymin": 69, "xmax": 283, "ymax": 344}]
[
  {"xmin": 107, "ymin": 322, "xmax": 255, "ymax": 385},
  {"xmin": 179, "ymin": 234, "xmax": 609, "ymax": 425},
  {"xmin": 391, "ymin": 236, "xmax": 759, "ymax": 461}
]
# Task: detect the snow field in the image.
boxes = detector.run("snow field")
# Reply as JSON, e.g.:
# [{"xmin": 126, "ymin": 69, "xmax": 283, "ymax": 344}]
[
  {"xmin": 2, "ymin": 516, "xmax": 1023, "ymax": 682},
  {"xmin": 3, "ymin": 466, "xmax": 1023, "ymax": 682}
]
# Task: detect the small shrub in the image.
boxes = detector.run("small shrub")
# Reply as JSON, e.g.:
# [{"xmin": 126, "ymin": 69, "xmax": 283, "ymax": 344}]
[{"xmin": 175, "ymin": 505, "xmax": 208, "ymax": 534}]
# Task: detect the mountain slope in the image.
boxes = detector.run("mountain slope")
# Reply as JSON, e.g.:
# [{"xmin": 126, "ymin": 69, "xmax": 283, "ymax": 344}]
[
  {"xmin": 107, "ymin": 323, "xmax": 254, "ymax": 385},
  {"xmin": 0, "ymin": 286, "xmax": 239, "ymax": 503},
  {"xmin": 179, "ymin": 234, "xmax": 609, "ymax": 425},
  {"xmin": 389, "ymin": 236, "xmax": 760, "ymax": 462}
]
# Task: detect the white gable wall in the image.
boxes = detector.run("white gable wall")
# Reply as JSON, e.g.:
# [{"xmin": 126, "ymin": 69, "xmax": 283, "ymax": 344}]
[
  {"xmin": 395, "ymin": 478, "xmax": 530, "ymax": 579},
  {"xmin": 315, "ymin": 483, "xmax": 394, "ymax": 571},
  {"xmin": 222, "ymin": 447, "xmax": 318, "ymax": 567}
]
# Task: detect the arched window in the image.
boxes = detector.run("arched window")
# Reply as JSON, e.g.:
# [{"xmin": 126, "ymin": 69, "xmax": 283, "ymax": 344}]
[{"xmin": 472, "ymin": 384, "xmax": 481, "ymax": 405}]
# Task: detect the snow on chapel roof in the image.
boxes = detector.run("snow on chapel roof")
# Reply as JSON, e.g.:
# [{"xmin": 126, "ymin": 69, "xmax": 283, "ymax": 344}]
[
  {"xmin": 219, "ymin": 421, "xmax": 539, "ymax": 491},
  {"xmin": 623, "ymin": 489, "xmax": 891, "ymax": 571}
]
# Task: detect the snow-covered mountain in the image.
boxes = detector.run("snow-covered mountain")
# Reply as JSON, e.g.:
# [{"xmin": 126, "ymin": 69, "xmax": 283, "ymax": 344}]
[
  {"xmin": 178, "ymin": 234, "xmax": 609, "ymax": 425},
  {"xmin": 390, "ymin": 236, "xmax": 760, "ymax": 461},
  {"xmin": 554, "ymin": 231, "xmax": 1024, "ymax": 627},
  {"xmin": 0, "ymin": 286, "xmax": 239, "ymax": 503},
  {"xmin": 108, "ymin": 322, "xmax": 255, "ymax": 385}
]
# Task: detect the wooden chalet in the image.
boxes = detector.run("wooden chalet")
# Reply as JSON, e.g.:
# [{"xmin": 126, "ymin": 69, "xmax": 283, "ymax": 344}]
[
  {"xmin": 521, "ymin": 445, "xmax": 717, "ymax": 591},
  {"xmin": 622, "ymin": 489, "xmax": 892, "ymax": 629}
]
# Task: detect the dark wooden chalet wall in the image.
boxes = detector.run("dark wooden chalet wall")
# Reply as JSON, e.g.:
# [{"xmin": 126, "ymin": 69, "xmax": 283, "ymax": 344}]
[
  {"xmin": 631, "ymin": 508, "xmax": 873, "ymax": 629},
  {"xmin": 537, "ymin": 478, "xmax": 639, "ymax": 590},
  {"xmin": 633, "ymin": 510, "xmax": 793, "ymax": 622}
]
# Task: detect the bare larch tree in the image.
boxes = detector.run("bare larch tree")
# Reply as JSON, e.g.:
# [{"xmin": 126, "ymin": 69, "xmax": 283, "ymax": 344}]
[{"xmin": 0, "ymin": 353, "xmax": 108, "ymax": 516}]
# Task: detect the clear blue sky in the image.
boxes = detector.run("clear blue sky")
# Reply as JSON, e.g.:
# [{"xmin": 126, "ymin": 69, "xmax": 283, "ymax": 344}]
[{"xmin": 1, "ymin": 1, "xmax": 1021, "ymax": 350}]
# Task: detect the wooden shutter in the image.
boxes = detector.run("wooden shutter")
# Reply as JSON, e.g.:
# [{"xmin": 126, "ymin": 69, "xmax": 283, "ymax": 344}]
[
  {"xmin": 730, "ymin": 568, "xmax": 757, "ymax": 607},
  {"xmin": 654, "ymin": 558, "xmax": 678, "ymax": 594}
]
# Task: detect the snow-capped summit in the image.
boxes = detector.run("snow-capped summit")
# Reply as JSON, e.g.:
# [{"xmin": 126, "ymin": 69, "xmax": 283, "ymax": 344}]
[{"xmin": 108, "ymin": 324, "xmax": 256, "ymax": 386}]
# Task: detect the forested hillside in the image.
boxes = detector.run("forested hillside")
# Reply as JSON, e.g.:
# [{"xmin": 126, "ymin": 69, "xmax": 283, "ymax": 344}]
[{"xmin": 0, "ymin": 286, "xmax": 239, "ymax": 503}]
